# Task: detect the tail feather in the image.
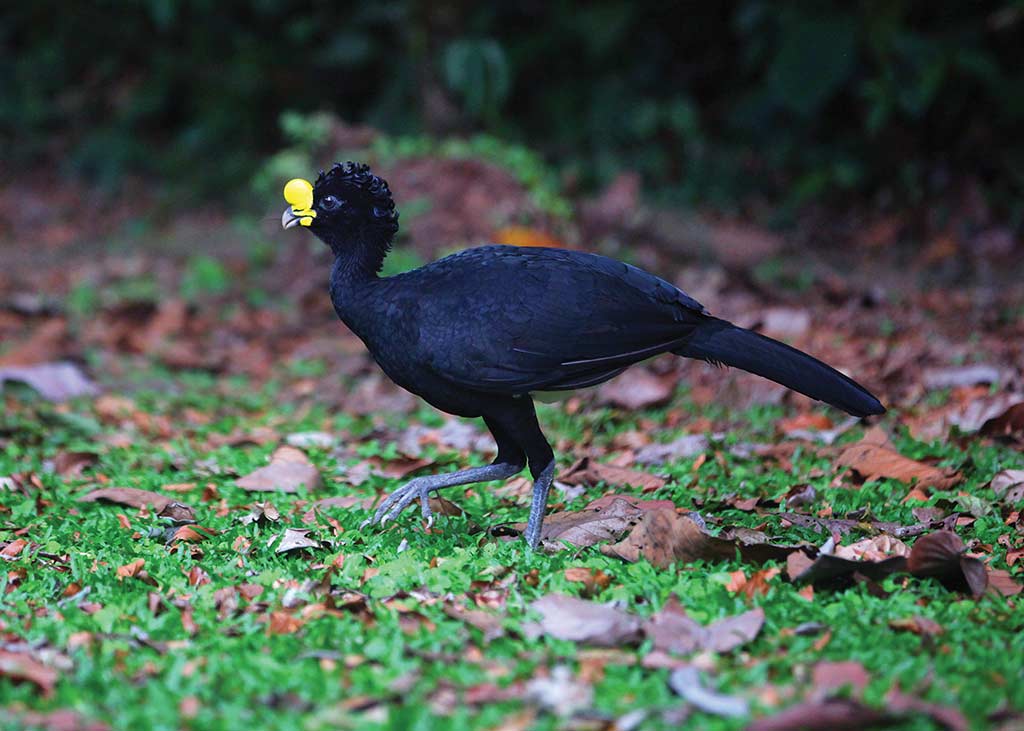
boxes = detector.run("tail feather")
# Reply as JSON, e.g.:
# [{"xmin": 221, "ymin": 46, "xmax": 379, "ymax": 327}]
[{"xmin": 675, "ymin": 318, "xmax": 885, "ymax": 417}]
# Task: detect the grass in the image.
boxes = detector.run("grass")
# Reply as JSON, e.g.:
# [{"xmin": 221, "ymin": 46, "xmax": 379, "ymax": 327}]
[{"xmin": 1, "ymin": 362, "xmax": 1023, "ymax": 731}]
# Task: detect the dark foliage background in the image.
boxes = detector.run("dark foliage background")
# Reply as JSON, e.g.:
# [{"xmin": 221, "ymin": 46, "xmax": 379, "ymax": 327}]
[{"xmin": 3, "ymin": 1, "xmax": 1022, "ymax": 213}]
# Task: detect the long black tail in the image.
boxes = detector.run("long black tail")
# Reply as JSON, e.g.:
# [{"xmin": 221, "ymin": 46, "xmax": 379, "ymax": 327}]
[{"xmin": 674, "ymin": 318, "xmax": 885, "ymax": 417}]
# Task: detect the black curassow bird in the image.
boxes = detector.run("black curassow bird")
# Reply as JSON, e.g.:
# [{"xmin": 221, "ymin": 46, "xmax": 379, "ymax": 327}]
[{"xmin": 281, "ymin": 163, "xmax": 885, "ymax": 549}]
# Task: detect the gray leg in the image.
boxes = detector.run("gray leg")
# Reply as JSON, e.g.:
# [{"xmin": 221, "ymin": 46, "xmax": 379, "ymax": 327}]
[
  {"xmin": 523, "ymin": 459, "xmax": 555, "ymax": 550},
  {"xmin": 364, "ymin": 461, "xmax": 523, "ymax": 528}
]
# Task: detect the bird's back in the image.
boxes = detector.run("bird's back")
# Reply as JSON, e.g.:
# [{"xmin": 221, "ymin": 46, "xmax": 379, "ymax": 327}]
[{"xmin": 357, "ymin": 245, "xmax": 708, "ymax": 398}]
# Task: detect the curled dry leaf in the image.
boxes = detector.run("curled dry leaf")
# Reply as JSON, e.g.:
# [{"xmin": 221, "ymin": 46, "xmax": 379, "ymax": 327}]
[
  {"xmin": 907, "ymin": 531, "xmax": 988, "ymax": 597},
  {"xmin": 643, "ymin": 597, "xmax": 764, "ymax": 655},
  {"xmin": 9, "ymin": 709, "xmax": 109, "ymax": 731},
  {"xmin": 559, "ymin": 457, "xmax": 666, "ymax": 492},
  {"xmin": 444, "ymin": 604, "xmax": 505, "ymax": 643},
  {"xmin": 601, "ymin": 510, "xmax": 803, "ymax": 569},
  {"xmin": 501, "ymin": 496, "xmax": 645, "ymax": 548},
  {"xmin": 836, "ymin": 432, "xmax": 961, "ymax": 492},
  {"xmin": 0, "ymin": 649, "xmax": 59, "ymax": 696},
  {"xmin": 79, "ymin": 486, "xmax": 190, "ymax": 517},
  {"xmin": 0, "ymin": 362, "xmax": 98, "ymax": 401},
  {"xmin": 634, "ymin": 434, "xmax": 709, "ymax": 466},
  {"xmin": 668, "ymin": 666, "xmax": 749, "ymax": 717},
  {"xmin": 563, "ymin": 567, "xmax": 613, "ymax": 597},
  {"xmin": 888, "ymin": 616, "xmax": 944, "ymax": 636},
  {"xmin": 301, "ymin": 494, "xmax": 376, "ymax": 524},
  {"xmin": 273, "ymin": 528, "xmax": 324, "ymax": 554},
  {"xmin": 527, "ymin": 594, "xmax": 643, "ymax": 647},
  {"xmin": 811, "ymin": 661, "xmax": 870, "ymax": 694},
  {"xmin": 236, "ymin": 446, "xmax": 321, "ymax": 493},
  {"xmin": 991, "ymin": 469, "xmax": 1024, "ymax": 503},
  {"xmin": 747, "ymin": 698, "xmax": 892, "ymax": 731}
]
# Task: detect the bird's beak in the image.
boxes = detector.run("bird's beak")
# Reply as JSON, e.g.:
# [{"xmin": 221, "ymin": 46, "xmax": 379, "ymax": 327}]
[
  {"xmin": 281, "ymin": 178, "xmax": 317, "ymax": 229},
  {"xmin": 281, "ymin": 207, "xmax": 308, "ymax": 230}
]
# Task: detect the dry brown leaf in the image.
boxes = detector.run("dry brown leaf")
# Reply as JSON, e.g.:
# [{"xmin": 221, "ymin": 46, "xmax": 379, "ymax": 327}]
[
  {"xmin": 78, "ymin": 486, "xmax": 187, "ymax": 516},
  {"xmin": 559, "ymin": 457, "xmax": 666, "ymax": 492},
  {"xmin": 1, "ymin": 538, "xmax": 28, "ymax": 560},
  {"xmin": 0, "ymin": 649, "xmax": 58, "ymax": 696},
  {"xmin": 53, "ymin": 450, "xmax": 98, "ymax": 477},
  {"xmin": 811, "ymin": 660, "xmax": 870, "ymax": 694},
  {"xmin": 502, "ymin": 496, "xmax": 645, "ymax": 548},
  {"xmin": 444, "ymin": 604, "xmax": 505, "ymax": 642},
  {"xmin": 907, "ymin": 531, "xmax": 987, "ymax": 597},
  {"xmin": 0, "ymin": 362, "xmax": 98, "ymax": 401},
  {"xmin": 601, "ymin": 510, "xmax": 801, "ymax": 568},
  {"xmin": 116, "ymin": 558, "xmax": 145, "ymax": 580},
  {"xmin": 836, "ymin": 432, "xmax": 961, "ymax": 491},
  {"xmin": 643, "ymin": 596, "xmax": 764, "ymax": 655},
  {"xmin": 596, "ymin": 368, "xmax": 675, "ymax": 410},
  {"xmin": 527, "ymin": 594, "xmax": 643, "ymax": 647},
  {"xmin": 888, "ymin": 616, "xmax": 944, "ymax": 636},
  {"xmin": 274, "ymin": 528, "xmax": 323, "ymax": 554},
  {"xmin": 747, "ymin": 698, "xmax": 891, "ymax": 731},
  {"xmin": 987, "ymin": 569, "xmax": 1023, "ymax": 597},
  {"xmin": 237, "ymin": 446, "xmax": 321, "ymax": 493},
  {"xmin": 301, "ymin": 495, "xmax": 376, "ymax": 523},
  {"xmin": 563, "ymin": 567, "xmax": 613, "ymax": 597},
  {"xmin": 9, "ymin": 709, "xmax": 109, "ymax": 731}
]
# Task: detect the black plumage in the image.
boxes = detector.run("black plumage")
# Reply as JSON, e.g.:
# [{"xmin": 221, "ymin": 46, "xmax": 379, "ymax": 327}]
[{"xmin": 282, "ymin": 162, "xmax": 885, "ymax": 548}]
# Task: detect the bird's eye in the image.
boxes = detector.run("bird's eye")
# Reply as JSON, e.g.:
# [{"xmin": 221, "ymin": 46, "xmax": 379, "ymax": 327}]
[{"xmin": 321, "ymin": 195, "xmax": 342, "ymax": 211}]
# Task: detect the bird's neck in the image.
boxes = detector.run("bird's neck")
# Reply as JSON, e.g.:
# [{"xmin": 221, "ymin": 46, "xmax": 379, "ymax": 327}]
[{"xmin": 326, "ymin": 230, "xmax": 391, "ymax": 286}]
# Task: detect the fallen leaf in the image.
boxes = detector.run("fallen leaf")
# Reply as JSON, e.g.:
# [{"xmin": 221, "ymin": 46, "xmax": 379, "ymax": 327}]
[
  {"xmin": 559, "ymin": 457, "xmax": 666, "ymax": 492},
  {"xmin": 725, "ymin": 568, "xmax": 780, "ymax": 599},
  {"xmin": 8, "ymin": 709, "xmax": 109, "ymax": 731},
  {"xmin": 923, "ymin": 364, "xmax": 1004, "ymax": 390},
  {"xmin": 527, "ymin": 594, "xmax": 643, "ymax": 647},
  {"xmin": 0, "ymin": 362, "xmax": 98, "ymax": 401},
  {"xmin": 747, "ymin": 698, "xmax": 892, "ymax": 731},
  {"xmin": 274, "ymin": 528, "xmax": 324, "ymax": 554},
  {"xmin": 116, "ymin": 559, "xmax": 145, "ymax": 580},
  {"xmin": 597, "ymin": 368, "xmax": 675, "ymax": 410},
  {"xmin": 907, "ymin": 531, "xmax": 987, "ymax": 597},
  {"xmin": 643, "ymin": 597, "xmax": 764, "ymax": 654},
  {"xmin": 78, "ymin": 487, "xmax": 187, "ymax": 516},
  {"xmin": 987, "ymin": 569, "xmax": 1023, "ymax": 597},
  {"xmin": 634, "ymin": 434, "xmax": 709, "ymax": 466},
  {"xmin": 237, "ymin": 446, "xmax": 321, "ymax": 493},
  {"xmin": 884, "ymin": 689, "xmax": 969, "ymax": 731},
  {"xmin": 811, "ymin": 661, "xmax": 870, "ymax": 694},
  {"xmin": 301, "ymin": 494, "xmax": 376, "ymax": 523},
  {"xmin": 285, "ymin": 431, "xmax": 337, "ymax": 449},
  {"xmin": 563, "ymin": 567, "xmax": 613, "ymax": 597},
  {"xmin": 991, "ymin": 469, "xmax": 1024, "ymax": 503},
  {"xmin": 524, "ymin": 665, "xmax": 593, "ymax": 717},
  {"xmin": 836, "ymin": 433, "xmax": 961, "ymax": 491},
  {"xmin": 668, "ymin": 666, "xmax": 748, "ymax": 717},
  {"xmin": 268, "ymin": 611, "xmax": 304, "ymax": 635},
  {"xmin": 52, "ymin": 450, "xmax": 98, "ymax": 477},
  {"xmin": 779, "ymin": 413, "xmax": 833, "ymax": 434},
  {"xmin": 239, "ymin": 501, "xmax": 281, "ymax": 526},
  {"xmin": 1, "ymin": 538, "xmax": 28, "ymax": 560},
  {"xmin": 0, "ymin": 649, "xmax": 58, "ymax": 696},
  {"xmin": 601, "ymin": 510, "xmax": 802, "ymax": 568},
  {"xmin": 888, "ymin": 616, "xmax": 944, "ymax": 636},
  {"xmin": 444, "ymin": 604, "xmax": 505, "ymax": 642},
  {"xmin": 501, "ymin": 496, "xmax": 645, "ymax": 548}
]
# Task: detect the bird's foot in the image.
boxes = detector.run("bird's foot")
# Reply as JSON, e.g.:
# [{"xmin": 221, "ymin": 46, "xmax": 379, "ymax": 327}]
[{"xmin": 363, "ymin": 476, "xmax": 437, "ymax": 529}]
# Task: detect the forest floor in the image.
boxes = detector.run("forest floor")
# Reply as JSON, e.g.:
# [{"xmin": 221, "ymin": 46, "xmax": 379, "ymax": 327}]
[{"xmin": 1, "ymin": 155, "xmax": 1023, "ymax": 731}]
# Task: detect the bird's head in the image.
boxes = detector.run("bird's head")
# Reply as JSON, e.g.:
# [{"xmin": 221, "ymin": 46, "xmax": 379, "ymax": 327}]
[{"xmin": 281, "ymin": 162, "xmax": 399, "ymax": 254}]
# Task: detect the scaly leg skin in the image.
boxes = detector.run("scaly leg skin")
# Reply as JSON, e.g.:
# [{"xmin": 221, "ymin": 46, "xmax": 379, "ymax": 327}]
[
  {"xmin": 522, "ymin": 459, "xmax": 555, "ymax": 550},
  {"xmin": 363, "ymin": 461, "xmax": 523, "ymax": 529}
]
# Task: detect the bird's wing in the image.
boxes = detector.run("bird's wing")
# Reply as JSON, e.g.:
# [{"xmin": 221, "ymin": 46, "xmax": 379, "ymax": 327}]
[{"xmin": 408, "ymin": 246, "xmax": 708, "ymax": 394}]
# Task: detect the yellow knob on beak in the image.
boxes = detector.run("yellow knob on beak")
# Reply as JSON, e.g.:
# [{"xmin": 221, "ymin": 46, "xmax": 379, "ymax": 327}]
[{"xmin": 282, "ymin": 178, "xmax": 316, "ymax": 228}]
